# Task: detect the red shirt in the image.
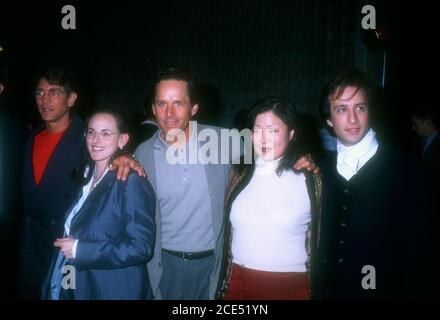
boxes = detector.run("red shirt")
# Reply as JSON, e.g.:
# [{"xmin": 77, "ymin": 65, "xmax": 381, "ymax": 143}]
[{"xmin": 32, "ymin": 128, "xmax": 66, "ymax": 185}]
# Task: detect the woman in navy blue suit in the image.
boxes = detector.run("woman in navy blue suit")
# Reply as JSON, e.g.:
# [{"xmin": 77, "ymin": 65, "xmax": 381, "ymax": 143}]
[{"xmin": 43, "ymin": 110, "xmax": 156, "ymax": 300}]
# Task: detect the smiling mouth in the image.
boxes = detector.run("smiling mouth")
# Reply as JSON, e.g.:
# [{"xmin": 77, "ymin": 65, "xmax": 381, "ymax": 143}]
[
  {"xmin": 345, "ymin": 128, "xmax": 360, "ymax": 134},
  {"xmin": 164, "ymin": 120, "xmax": 178, "ymax": 126},
  {"xmin": 91, "ymin": 146, "xmax": 105, "ymax": 152}
]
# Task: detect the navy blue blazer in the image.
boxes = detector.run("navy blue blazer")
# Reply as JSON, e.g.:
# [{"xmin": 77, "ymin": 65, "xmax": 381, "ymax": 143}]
[
  {"xmin": 19, "ymin": 114, "xmax": 85, "ymax": 291},
  {"xmin": 43, "ymin": 170, "xmax": 156, "ymax": 300}
]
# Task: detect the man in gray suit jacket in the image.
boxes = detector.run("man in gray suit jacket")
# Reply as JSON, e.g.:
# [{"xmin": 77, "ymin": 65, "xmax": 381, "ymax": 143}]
[{"xmin": 135, "ymin": 67, "xmax": 230, "ymax": 300}]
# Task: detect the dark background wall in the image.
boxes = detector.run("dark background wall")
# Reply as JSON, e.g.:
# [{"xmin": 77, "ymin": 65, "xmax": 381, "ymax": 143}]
[{"xmin": 0, "ymin": 0, "xmax": 398, "ymax": 139}]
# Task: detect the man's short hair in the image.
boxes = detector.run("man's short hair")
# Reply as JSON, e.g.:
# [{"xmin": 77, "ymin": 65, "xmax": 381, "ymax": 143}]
[
  {"xmin": 152, "ymin": 66, "xmax": 198, "ymax": 105},
  {"xmin": 319, "ymin": 69, "xmax": 378, "ymax": 124},
  {"xmin": 35, "ymin": 66, "xmax": 77, "ymax": 93},
  {"xmin": 412, "ymin": 106, "xmax": 439, "ymax": 130}
]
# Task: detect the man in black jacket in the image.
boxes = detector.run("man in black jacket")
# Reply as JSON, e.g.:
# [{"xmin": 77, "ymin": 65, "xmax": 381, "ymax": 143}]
[
  {"xmin": 315, "ymin": 70, "xmax": 431, "ymax": 299},
  {"xmin": 17, "ymin": 67, "xmax": 85, "ymax": 299},
  {"xmin": 411, "ymin": 106, "xmax": 440, "ymax": 294}
]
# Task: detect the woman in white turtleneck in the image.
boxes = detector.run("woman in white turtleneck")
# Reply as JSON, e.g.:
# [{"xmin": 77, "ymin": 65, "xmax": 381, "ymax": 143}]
[{"xmin": 216, "ymin": 97, "xmax": 322, "ymax": 300}]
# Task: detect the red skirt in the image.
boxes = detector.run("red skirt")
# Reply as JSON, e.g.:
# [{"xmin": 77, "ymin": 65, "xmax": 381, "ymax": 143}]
[{"xmin": 224, "ymin": 263, "xmax": 310, "ymax": 300}]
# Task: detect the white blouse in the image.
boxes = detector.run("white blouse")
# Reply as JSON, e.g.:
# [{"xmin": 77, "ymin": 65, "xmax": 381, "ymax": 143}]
[{"xmin": 64, "ymin": 166, "xmax": 109, "ymax": 258}]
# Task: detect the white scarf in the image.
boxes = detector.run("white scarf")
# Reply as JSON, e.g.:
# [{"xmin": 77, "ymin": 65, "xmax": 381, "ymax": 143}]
[{"xmin": 336, "ymin": 129, "xmax": 378, "ymax": 181}]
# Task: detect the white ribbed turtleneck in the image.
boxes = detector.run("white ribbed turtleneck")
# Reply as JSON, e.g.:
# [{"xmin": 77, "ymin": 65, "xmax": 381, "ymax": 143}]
[{"xmin": 230, "ymin": 156, "xmax": 311, "ymax": 272}]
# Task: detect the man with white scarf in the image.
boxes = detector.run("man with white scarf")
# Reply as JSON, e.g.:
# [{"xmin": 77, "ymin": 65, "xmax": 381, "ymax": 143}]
[{"xmin": 314, "ymin": 70, "xmax": 431, "ymax": 299}]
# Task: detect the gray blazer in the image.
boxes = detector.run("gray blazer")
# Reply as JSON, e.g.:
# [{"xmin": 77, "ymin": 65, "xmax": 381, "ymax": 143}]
[{"xmin": 135, "ymin": 124, "xmax": 230, "ymax": 299}]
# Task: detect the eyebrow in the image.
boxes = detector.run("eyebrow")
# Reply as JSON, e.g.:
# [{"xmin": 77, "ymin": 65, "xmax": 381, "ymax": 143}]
[
  {"xmin": 333, "ymin": 103, "xmax": 367, "ymax": 108},
  {"xmin": 253, "ymin": 124, "xmax": 279, "ymax": 128},
  {"xmin": 35, "ymin": 86, "xmax": 64, "ymax": 90},
  {"xmin": 87, "ymin": 128, "xmax": 113, "ymax": 130}
]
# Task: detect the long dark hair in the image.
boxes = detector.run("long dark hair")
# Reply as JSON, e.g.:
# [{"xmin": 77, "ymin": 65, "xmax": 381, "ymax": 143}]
[
  {"xmin": 245, "ymin": 96, "xmax": 304, "ymax": 176},
  {"xmin": 73, "ymin": 109, "xmax": 129, "ymax": 186}
]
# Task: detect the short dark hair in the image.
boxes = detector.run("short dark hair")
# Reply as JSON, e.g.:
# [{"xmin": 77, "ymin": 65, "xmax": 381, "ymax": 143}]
[
  {"xmin": 35, "ymin": 66, "xmax": 77, "ymax": 93},
  {"xmin": 247, "ymin": 96, "xmax": 304, "ymax": 176},
  {"xmin": 152, "ymin": 66, "xmax": 198, "ymax": 105},
  {"xmin": 412, "ymin": 106, "xmax": 439, "ymax": 129},
  {"xmin": 319, "ymin": 69, "xmax": 378, "ymax": 125}
]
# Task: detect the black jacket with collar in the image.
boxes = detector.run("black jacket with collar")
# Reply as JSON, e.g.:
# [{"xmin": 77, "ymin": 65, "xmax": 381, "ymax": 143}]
[{"xmin": 19, "ymin": 114, "xmax": 85, "ymax": 292}]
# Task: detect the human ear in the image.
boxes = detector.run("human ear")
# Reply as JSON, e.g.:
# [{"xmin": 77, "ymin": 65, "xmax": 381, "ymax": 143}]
[
  {"xmin": 289, "ymin": 129, "xmax": 294, "ymax": 141},
  {"xmin": 191, "ymin": 104, "xmax": 199, "ymax": 116},
  {"xmin": 118, "ymin": 133, "xmax": 129, "ymax": 149}
]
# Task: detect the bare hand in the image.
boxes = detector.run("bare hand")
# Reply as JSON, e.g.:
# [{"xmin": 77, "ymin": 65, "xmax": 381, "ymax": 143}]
[
  {"xmin": 54, "ymin": 237, "xmax": 76, "ymax": 259},
  {"xmin": 110, "ymin": 154, "xmax": 146, "ymax": 181},
  {"xmin": 293, "ymin": 153, "xmax": 320, "ymax": 174}
]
